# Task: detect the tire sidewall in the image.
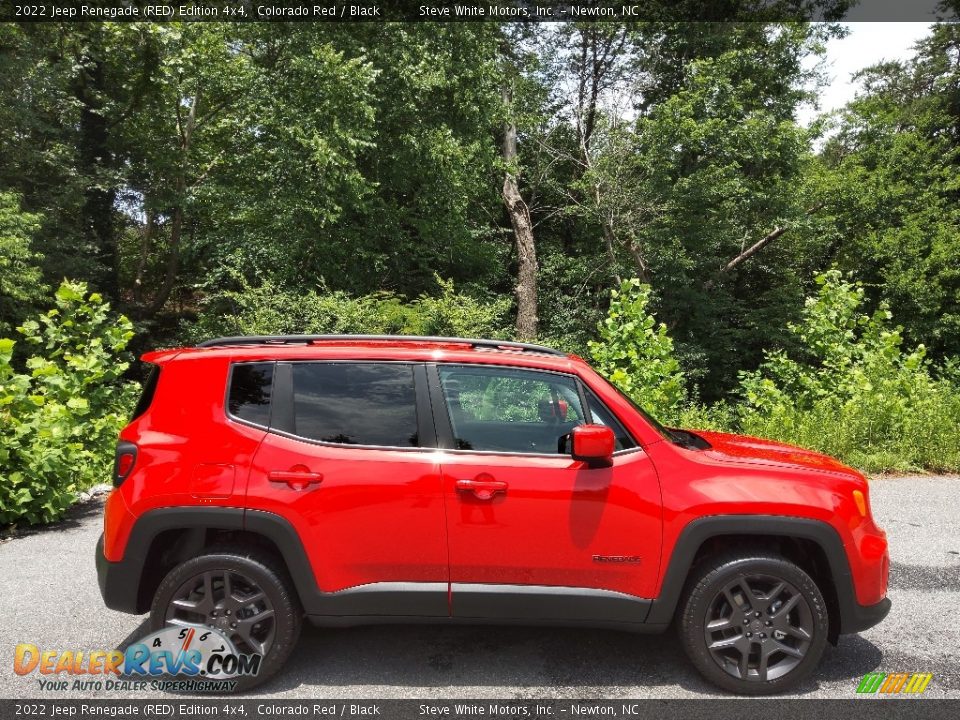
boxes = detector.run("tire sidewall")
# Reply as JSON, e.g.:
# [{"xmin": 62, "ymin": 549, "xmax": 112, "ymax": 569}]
[
  {"xmin": 149, "ymin": 550, "xmax": 302, "ymax": 692},
  {"xmin": 680, "ymin": 555, "xmax": 829, "ymax": 695}
]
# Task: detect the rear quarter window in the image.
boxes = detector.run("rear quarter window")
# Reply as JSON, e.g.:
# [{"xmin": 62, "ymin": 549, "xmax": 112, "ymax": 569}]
[
  {"xmin": 228, "ymin": 362, "xmax": 275, "ymax": 427},
  {"xmin": 130, "ymin": 364, "xmax": 160, "ymax": 421}
]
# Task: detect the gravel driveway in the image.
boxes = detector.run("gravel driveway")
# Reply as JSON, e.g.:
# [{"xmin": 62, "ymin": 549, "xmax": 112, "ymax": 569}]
[{"xmin": 1, "ymin": 475, "xmax": 957, "ymax": 700}]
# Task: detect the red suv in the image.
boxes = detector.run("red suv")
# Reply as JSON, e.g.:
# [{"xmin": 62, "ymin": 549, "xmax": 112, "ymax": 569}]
[{"xmin": 97, "ymin": 335, "xmax": 890, "ymax": 694}]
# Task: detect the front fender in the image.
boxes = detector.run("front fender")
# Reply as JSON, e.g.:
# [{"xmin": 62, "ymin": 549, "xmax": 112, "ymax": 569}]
[{"xmin": 646, "ymin": 515, "xmax": 890, "ymax": 635}]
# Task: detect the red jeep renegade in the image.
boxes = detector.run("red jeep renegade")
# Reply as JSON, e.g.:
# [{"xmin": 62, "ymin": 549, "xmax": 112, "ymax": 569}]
[{"xmin": 96, "ymin": 335, "xmax": 890, "ymax": 694}]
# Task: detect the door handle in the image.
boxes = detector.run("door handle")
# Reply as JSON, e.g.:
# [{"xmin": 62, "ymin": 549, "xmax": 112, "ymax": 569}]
[
  {"xmin": 455, "ymin": 477, "xmax": 507, "ymax": 501},
  {"xmin": 269, "ymin": 466, "xmax": 323, "ymax": 490}
]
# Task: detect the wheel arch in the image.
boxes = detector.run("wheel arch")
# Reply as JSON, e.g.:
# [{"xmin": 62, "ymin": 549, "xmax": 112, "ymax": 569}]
[
  {"xmin": 648, "ymin": 515, "xmax": 856, "ymax": 639},
  {"xmin": 105, "ymin": 507, "xmax": 312, "ymax": 615}
]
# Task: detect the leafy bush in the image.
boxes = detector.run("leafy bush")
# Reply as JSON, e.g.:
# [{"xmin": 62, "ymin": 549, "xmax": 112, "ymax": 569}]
[
  {"xmin": 0, "ymin": 281, "xmax": 136, "ymax": 526},
  {"xmin": 585, "ymin": 272, "xmax": 960, "ymax": 473},
  {"xmin": 185, "ymin": 276, "xmax": 511, "ymax": 343},
  {"xmin": 673, "ymin": 401, "xmax": 736, "ymax": 434},
  {"xmin": 738, "ymin": 270, "xmax": 960, "ymax": 472},
  {"xmin": 589, "ymin": 279, "xmax": 687, "ymax": 421}
]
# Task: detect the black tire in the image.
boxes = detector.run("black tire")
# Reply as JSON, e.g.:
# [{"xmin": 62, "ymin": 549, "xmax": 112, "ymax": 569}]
[
  {"xmin": 150, "ymin": 545, "xmax": 302, "ymax": 692},
  {"xmin": 678, "ymin": 552, "xmax": 829, "ymax": 695}
]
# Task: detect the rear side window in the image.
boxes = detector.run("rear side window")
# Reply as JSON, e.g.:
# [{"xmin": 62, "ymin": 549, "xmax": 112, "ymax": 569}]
[
  {"xmin": 291, "ymin": 363, "xmax": 419, "ymax": 447},
  {"xmin": 228, "ymin": 363, "xmax": 274, "ymax": 427},
  {"xmin": 131, "ymin": 364, "xmax": 160, "ymax": 421}
]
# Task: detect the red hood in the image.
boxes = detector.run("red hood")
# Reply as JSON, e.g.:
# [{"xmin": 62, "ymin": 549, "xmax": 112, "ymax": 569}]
[{"xmin": 691, "ymin": 430, "xmax": 862, "ymax": 479}]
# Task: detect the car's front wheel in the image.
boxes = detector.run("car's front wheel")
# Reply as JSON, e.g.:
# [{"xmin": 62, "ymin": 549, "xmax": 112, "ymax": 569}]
[
  {"xmin": 150, "ymin": 545, "xmax": 302, "ymax": 691},
  {"xmin": 679, "ymin": 552, "xmax": 829, "ymax": 695}
]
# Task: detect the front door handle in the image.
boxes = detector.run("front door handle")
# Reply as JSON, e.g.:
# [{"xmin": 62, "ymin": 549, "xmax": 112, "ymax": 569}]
[
  {"xmin": 455, "ymin": 477, "xmax": 507, "ymax": 501},
  {"xmin": 269, "ymin": 466, "xmax": 323, "ymax": 490}
]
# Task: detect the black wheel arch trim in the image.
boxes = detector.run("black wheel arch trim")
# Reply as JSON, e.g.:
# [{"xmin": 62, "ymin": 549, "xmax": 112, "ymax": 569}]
[
  {"xmin": 97, "ymin": 507, "xmax": 245, "ymax": 614},
  {"xmin": 647, "ymin": 514, "xmax": 890, "ymax": 635}
]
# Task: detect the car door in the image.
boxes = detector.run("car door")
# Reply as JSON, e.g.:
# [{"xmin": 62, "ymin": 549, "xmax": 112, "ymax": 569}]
[
  {"xmin": 244, "ymin": 360, "xmax": 449, "ymax": 616},
  {"xmin": 430, "ymin": 363, "xmax": 662, "ymax": 623}
]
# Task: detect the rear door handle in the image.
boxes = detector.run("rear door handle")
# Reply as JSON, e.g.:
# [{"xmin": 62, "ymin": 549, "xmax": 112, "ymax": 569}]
[
  {"xmin": 269, "ymin": 466, "xmax": 323, "ymax": 490},
  {"xmin": 455, "ymin": 477, "xmax": 507, "ymax": 501}
]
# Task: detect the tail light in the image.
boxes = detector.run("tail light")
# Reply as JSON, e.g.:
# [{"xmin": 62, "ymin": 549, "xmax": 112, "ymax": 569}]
[{"xmin": 114, "ymin": 441, "xmax": 138, "ymax": 487}]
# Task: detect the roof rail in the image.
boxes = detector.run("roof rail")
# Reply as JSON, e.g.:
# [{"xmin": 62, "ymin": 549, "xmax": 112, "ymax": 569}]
[{"xmin": 195, "ymin": 334, "xmax": 567, "ymax": 357}]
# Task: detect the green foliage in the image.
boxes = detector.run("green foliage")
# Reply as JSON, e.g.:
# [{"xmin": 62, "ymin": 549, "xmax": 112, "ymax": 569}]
[
  {"xmin": 1, "ymin": 22, "xmax": 957, "ymax": 479},
  {"xmin": 115, "ymin": 23, "xmax": 382, "ymax": 309},
  {"xmin": 186, "ymin": 276, "xmax": 511, "ymax": 343},
  {"xmin": 738, "ymin": 271, "xmax": 960, "ymax": 472},
  {"xmin": 589, "ymin": 279, "xmax": 687, "ymax": 420},
  {"xmin": 318, "ymin": 24, "xmax": 503, "ymax": 296},
  {"xmin": 531, "ymin": 24, "xmax": 842, "ymax": 396},
  {"xmin": 586, "ymin": 270, "xmax": 960, "ymax": 473},
  {"xmin": 629, "ymin": 28, "xmax": 833, "ymax": 394},
  {"xmin": 0, "ymin": 281, "xmax": 136, "ymax": 526},
  {"xmin": 815, "ymin": 25, "xmax": 960, "ymax": 362},
  {"xmin": 673, "ymin": 402, "xmax": 737, "ymax": 434},
  {"xmin": 0, "ymin": 191, "xmax": 45, "ymax": 333}
]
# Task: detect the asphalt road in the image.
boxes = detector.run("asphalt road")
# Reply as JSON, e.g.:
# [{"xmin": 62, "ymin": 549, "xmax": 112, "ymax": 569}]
[{"xmin": 1, "ymin": 476, "xmax": 958, "ymax": 700}]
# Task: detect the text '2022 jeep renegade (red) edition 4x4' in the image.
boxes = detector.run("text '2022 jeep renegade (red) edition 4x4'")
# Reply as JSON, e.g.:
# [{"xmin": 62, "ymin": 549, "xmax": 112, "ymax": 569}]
[{"xmin": 96, "ymin": 335, "xmax": 890, "ymax": 694}]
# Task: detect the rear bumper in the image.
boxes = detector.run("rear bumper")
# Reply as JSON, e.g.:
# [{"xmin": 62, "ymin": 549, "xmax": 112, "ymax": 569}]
[
  {"xmin": 842, "ymin": 596, "xmax": 891, "ymax": 634},
  {"xmin": 95, "ymin": 533, "xmax": 142, "ymax": 614}
]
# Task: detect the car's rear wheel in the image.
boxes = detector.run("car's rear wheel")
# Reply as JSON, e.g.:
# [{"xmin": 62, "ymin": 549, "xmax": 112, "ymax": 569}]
[
  {"xmin": 679, "ymin": 552, "xmax": 828, "ymax": 695},
  {"xmin": 150, "ymin": 545, "xmax": 302, "ymax": 691}
]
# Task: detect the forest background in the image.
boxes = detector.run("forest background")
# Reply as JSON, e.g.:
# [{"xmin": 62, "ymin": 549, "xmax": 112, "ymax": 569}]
[{"xmin": 1, "ymin": 13, "xmax": 959, "ymax": 524}]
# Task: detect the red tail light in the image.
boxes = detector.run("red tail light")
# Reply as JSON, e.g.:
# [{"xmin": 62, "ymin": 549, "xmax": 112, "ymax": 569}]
[{"xmin": 114, "ymin": 441, "xmax": 138, "ymax": 487}]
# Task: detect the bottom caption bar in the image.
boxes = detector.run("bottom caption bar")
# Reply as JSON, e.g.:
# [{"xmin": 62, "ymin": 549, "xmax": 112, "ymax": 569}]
[{"xmin": 1, "ymin": 700, "xmax": 956, "ymax": 720}]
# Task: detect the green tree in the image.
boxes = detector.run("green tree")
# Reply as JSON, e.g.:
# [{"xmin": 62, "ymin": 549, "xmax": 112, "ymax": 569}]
[
  {"xmin": 0, "ymin": 192, "xmax": 45, "ymax": 333},
  {"xmin": 0, "ymin": 24, "xmax": 163, "ymax": 295},
  {"xmin": 324, "ymin": 24, "xmax": 504, "ymax": 299},
  {"xmin": 816, "ymin": 24, "xmax": 960, "ymax": 362},
  {"xmin": 118, "ymin": 24, "xmax": 380, "ymax": 317},
  {"xmin": 628, "ymin": 25, "xmax": 838, "ymax": 395},
  {"xmin": 531, "ymin": 24, "xmax": 840, "ymax": 395}
]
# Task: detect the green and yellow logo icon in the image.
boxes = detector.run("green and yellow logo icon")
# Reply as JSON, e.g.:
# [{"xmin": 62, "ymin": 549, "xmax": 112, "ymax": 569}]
[{"xmin": 857, "ymin": 672, "xmax": 932, "ymax": 694}]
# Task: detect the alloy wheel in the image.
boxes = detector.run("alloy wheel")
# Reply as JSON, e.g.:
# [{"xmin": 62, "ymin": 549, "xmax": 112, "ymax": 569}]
[
  {"xmin": 165, "ymin": 569, "xmax": 276, "ymax": 656},
  {"xmin": 703, "ymin": 572, "xmax": 814, "ymax": 682}
]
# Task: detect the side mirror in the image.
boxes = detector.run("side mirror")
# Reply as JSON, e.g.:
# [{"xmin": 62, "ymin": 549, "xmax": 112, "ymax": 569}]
[{"xmin": 571, "ymin": 424, "xmax": 615, "ymax": 468}]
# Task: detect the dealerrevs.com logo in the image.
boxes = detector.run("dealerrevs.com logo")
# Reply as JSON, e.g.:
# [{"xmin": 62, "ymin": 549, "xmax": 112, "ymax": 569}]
[
  {"xmin": 856, "ymin": 672, "xmax": 933, "ymax": 695},
  {"xmin": 14, "ymin": 625, "xmax": 261, "ymax": 692}
]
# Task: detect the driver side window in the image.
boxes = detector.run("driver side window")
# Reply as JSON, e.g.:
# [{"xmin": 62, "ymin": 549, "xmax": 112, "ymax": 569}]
[{"xmin": 439, "ymin": 366, "xmax": 584, "ymax": 454}]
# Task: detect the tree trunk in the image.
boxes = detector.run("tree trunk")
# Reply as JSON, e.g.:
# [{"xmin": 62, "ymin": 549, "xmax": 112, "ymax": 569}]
[
  {"xmin": 142, "ymin": 87, "xmax": 200, "ymax": 318},
  {"xmin": 573, "ymin": 26, "xmax": 629, "ymax": 286},
  {"xmin": 586, "ymin": 156, "xmax": 625, "ymax": 285},
  {"xmin": 501, "ymin": 85, "xmax": 538, "ymax": 340},
  {"xmin": 145, "ymin": 205, "xmax": 182, "ymax": 316},
  {"xmin": 626, "ymin": 240, "xmax": 650, "ymax": 284},
  {"xmin": 74, "ymin": 52, "xmax": 118, "ymax": 296},
  {"xmin": 132, "ymin": 208, "xmax": 155, "ymax": 305}
]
